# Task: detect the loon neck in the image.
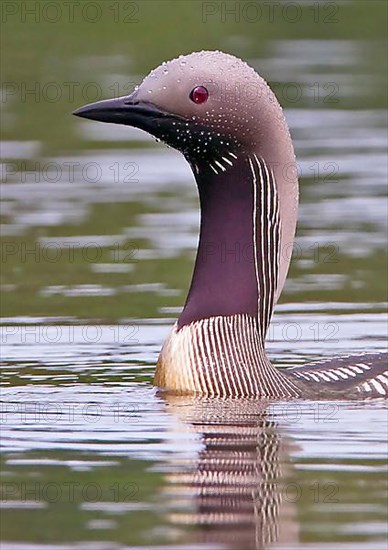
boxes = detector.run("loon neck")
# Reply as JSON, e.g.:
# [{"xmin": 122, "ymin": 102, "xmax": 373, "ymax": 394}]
[{"xmin": 178, "ymin": 153, "xmax": 281, "ymax": 340}]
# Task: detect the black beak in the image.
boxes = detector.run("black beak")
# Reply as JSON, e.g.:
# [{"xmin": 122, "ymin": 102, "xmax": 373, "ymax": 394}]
[{"xmin": 73, "ymin": 95, "xmax": 181, "ymax": 133}]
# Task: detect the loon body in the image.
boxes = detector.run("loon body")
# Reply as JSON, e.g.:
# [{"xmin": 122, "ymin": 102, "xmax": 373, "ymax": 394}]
[{"xmin": 74, "ymin": 50, "xmax": 387, "ymax": 398}]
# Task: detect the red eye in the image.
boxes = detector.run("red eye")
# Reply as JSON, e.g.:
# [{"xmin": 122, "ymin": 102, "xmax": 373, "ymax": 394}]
[{"xmin": 190, "ymin": 86, "xmax": 208, "ymax": 104}]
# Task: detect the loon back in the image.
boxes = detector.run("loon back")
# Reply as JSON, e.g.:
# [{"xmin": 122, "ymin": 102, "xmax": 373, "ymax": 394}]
[{"xmin": 74, "ymin": 50, "xmax": 388, "ymax": 399}]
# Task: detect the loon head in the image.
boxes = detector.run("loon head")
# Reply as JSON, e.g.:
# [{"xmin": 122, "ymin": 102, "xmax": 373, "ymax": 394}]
[
  {"xmin": 73, "ymin": 50, "xmax": 285, "ymax": 160},
  {"xmin": 74, "ymin": 50, "xmax": 298, "ymax": 302}
]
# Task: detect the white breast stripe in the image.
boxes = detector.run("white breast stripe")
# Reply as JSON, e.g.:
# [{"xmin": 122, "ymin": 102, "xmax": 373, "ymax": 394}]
[
  {"xmin": 248, "ymin": 157, "xmax": 262, "ymax": 335},
  {"xmin": 164, "ymin": 314, "xmax": 301, "ymax": 397},
  {"xmin": 184, "ymin": 324, "xmax": 201, "ymax": 392},
  {"xmin": 248, "ymin": 155, "xmax": 281, "ymax": 339},
  {"xmin": 213, "ymin": 316, "xmax": 234, "ymax": 396},
  {"xmin": 203, "ymin": 318, "xmax": 218, "ymax": 397},
  {"xmin": 194, "ymin": 320, "xmax": 211, "ymax": 394}
]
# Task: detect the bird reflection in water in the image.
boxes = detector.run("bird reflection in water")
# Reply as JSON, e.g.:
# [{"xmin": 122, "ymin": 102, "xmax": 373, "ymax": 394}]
[{"xmin": 159, "ymin": 394, "xmax": 299, "ymax": 550}]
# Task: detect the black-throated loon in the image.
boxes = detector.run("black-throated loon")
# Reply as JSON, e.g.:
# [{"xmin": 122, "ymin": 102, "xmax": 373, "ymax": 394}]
[{"xmin": 73, "ymin": 50, "xmax": 387, "ymax": 399}]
